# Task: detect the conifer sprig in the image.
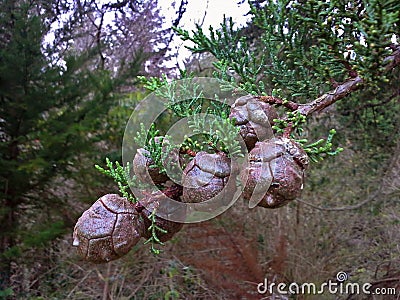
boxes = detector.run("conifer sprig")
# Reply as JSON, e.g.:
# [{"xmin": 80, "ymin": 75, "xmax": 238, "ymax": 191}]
[
  {"xmin": 299, "ymin": 129, "xmax": 344, "ymax": 163},
  {"xmin": 95, "ymin": 158, "xmax": 136, "ymax": 202},
  {"xmin": 143, "ymin": 208, "xmax": 168, "ymax": 255},
  {"xmin": 133, "ymin": 123, "xmax": 173, "ymax": 175}
]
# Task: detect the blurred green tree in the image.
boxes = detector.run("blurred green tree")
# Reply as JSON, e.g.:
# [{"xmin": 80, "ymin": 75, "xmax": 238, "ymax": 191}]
[
  {"xmin": 0, "ymin": 0, "xmax": 187, "ymax": 290},
  {"xmin": 0, "ymin": 1, "xmax": 112, "ymax": 287}
]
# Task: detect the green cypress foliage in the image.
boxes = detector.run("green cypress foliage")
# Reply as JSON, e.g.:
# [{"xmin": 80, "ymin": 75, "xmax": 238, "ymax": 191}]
[
  {"xmin": 174, "ymin": 0, "xmax": 400, "ymax": 158},
  {"xmin": 0, "ymin": 0, "xmax": 144, "ymax": 284},
  {"xmin": 176, "ymin": 0, "xmax": 400, "ymax": 99}
]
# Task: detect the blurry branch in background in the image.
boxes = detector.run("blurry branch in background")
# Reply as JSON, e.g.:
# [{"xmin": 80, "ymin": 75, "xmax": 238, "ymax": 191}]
[
  {"xmin": 168, "ymin": 0, "xmax": 189, "ymax": 45},
  {"xmin": 298, "ymin": 135, "xmax": 400, "ymax": 211},
  {"xmin": 198, "ymin": 0, "xmax": 209, "ymax": 28},
  {"xmin": 297, "ymin": 190, "xmax": 382, "ymax": 211},
  {"xmin": 286, "ymin": 44, "xmax": 400, "ymax": 210},
  {"xmin": 172, "ymin": 0, "xmax": 189, "ymax": 28}
]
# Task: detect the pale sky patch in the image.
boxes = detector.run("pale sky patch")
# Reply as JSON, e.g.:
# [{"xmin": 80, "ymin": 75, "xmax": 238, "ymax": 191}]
[{"xmin": 165, "ymin": 0, "xmax": 251, "ymax": 67}]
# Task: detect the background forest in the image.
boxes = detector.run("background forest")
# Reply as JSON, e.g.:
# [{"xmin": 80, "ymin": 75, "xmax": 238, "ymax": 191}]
[{"xmin": 0, "ymin": 0, "xmax": 399, "ymax": 299}]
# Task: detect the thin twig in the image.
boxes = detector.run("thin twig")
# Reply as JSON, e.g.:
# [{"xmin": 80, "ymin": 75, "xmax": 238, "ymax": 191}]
[
  {"xmin": 258, "ymin": 95, "xmax": 299, "ymax": 111},
  {"xmin": 67, "ymin": 270, "xmax": 93, "ymax": 298},
  {"xmin": 199, "ymin": 0, "xmax": 209, "ymax": 28},
  {"xmin": 102, "ymin": 263, "xmax": 111, "ymax": 300},
  {"xmin": 370, "ymin": 277, "xmax": 400, "ymax": 285},
  {"xmin": 341, "ymin": 91, "xmax": 399, "ymax": 115},
  {"xmin": 127, "ymin": 268, "xmax": 153, "ymax": 297},
  {"xmin": 296, "ymin": 189, "xmax": 382, "ymax": 211},
  {"xmin": 298, "ymin": 131, "xmax": 400, "ymax": 211},
  {"xmin": 384, "ymin": 44, "xmax": 400, "ymax": 71}
]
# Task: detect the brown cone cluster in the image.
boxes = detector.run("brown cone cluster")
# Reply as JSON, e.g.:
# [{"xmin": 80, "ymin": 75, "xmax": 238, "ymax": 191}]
[{"xmin": 73, "ymin": 95, "xmax": 310, "ymax": 263}]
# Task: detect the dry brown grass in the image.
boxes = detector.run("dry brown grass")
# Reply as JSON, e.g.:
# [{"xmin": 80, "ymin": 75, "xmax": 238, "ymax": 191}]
[{"xmin": 6, "ymin": 140, "xmax": 400, "ymax": 299}]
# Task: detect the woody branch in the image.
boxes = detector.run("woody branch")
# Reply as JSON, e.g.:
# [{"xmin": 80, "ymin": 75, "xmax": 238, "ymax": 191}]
[{"xmin": 259, "ymin": 44, "xmax": 400, "ymax": 117}]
